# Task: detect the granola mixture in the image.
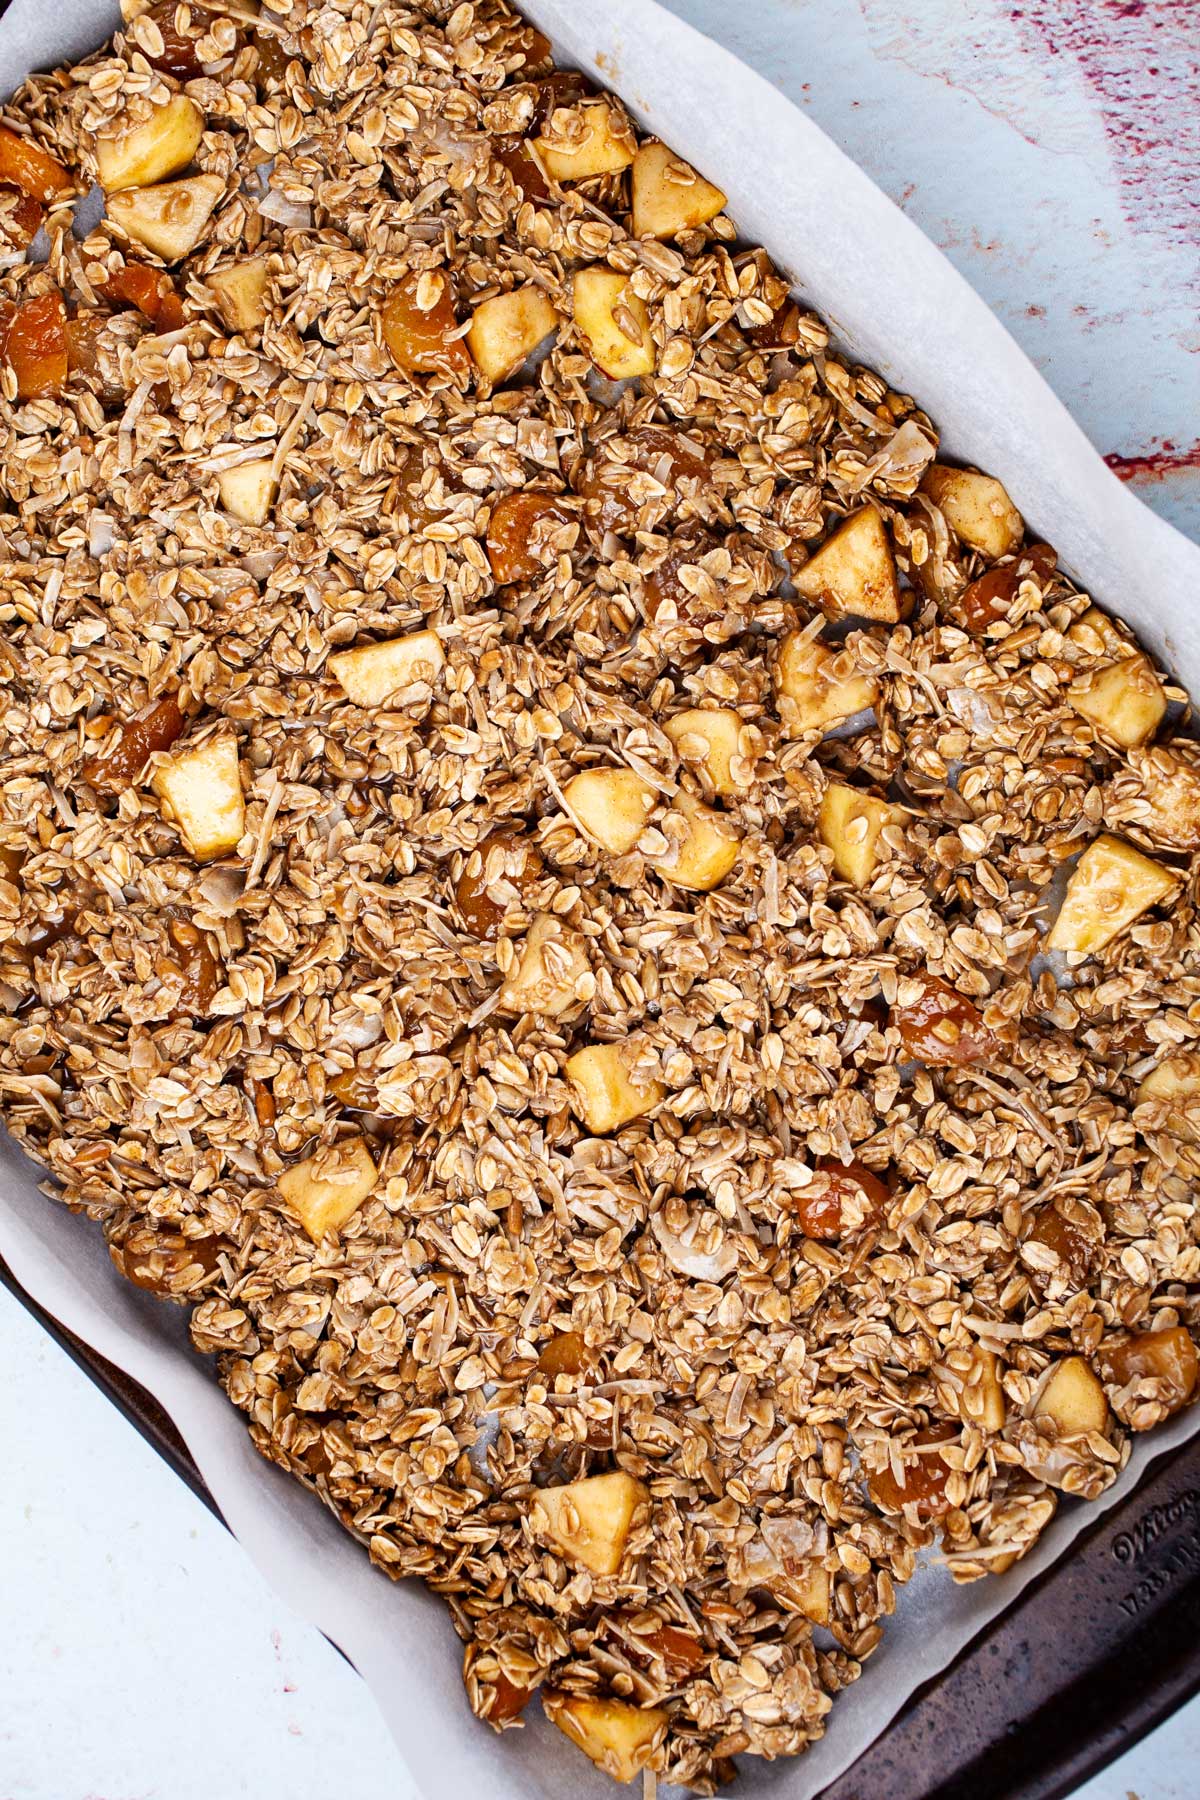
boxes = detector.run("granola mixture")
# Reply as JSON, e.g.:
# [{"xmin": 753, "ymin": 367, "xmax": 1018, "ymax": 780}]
[{"xmin": 1, "ymin": 1, "xmax": 1198, "ymax": 1788}]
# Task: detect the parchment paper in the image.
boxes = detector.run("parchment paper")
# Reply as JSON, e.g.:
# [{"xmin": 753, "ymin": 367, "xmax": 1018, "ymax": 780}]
[{"xmin": 2, "ymin": 1, "xmax": 1200, "ymax": 1794}]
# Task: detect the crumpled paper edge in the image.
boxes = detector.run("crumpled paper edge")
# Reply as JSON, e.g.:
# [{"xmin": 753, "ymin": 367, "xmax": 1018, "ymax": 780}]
[{"xmin": 0, "ymin": 1, "xmax": 1198, "ymax": 1795}]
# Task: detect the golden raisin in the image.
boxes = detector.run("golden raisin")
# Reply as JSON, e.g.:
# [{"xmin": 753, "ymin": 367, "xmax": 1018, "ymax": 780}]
[
  {"xmin": 0, "ymin": 125, "xmax": 72, "ymax": 203},
  {"xmin": 113, "ymin": 1231, "xmax": 224, "ymax": 1295},
  {"xmin": 791, "ymin": 1158, "xmax": 889, "ymax": 1241},
  {"xmin": 486, "ymin": 491, "xmax": 572, "ymax": 584},
  {"xmin": 139, "ymin": 1, "xmax": 203, "ymax": 75},
  {"xmin": 493, "ymin": 137, "xmax": 552, "ymax": 202},
  {"xmin": 2, "ymin": 290, "xmax": 68, "ymax": 399},
  {"xmin": 381, "ymin": 270, "xmax": 469, "ymax": 380},
  {"xmin": 868, "ymin": 1422, "xmax": 958, "ymax": 1518},
  {"xmin": 454, "ymin": 831, "xmax": 544, "ymax": 940},
  {"xmin": 537, "ymin": 1331, "xmax": 589, "ymax": 1377},
  {"xmin": 579, "ymin": 426, "xmax": 712, "ymax": 536},
  {"xmin": 250, "ymin": 1076, "xmax": 276, "ymax": 1129},
  {"xmin": 745, "ymin": 301, "xmax": 801, "ymax": 349},
  {"xmin": 83, "ymin": 695, "xmax": 185, "ymax": 789},
  {"xmin": 165, "ymin": 915, "xmax": 221, "ymax": 1017},
  {"xmin": 893, "ymin": 973, "xmax": 998, "ymax": 1067},
  {"xmin": 1024, "ymin": 1206, "xmax": 1093, "ymax": 1285},
  {"xmin": 643, "ymin": 533, "xmax": 720, "ymax": 622},
  {"xmin": 958, "ymin": 542, "xmax": 1057, "ymax": 632}
]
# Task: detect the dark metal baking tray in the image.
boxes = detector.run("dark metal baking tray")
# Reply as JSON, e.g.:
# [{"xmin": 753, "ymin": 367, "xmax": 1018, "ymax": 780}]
[{"xmin": 5, "ymin": 1252, "xmax": 1200, "ymax": 1800}]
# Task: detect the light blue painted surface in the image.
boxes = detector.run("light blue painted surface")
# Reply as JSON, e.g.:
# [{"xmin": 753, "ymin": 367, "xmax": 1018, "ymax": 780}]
[{"xmin": 657, "ymin": 0, "xmax": 1200, "ymax": 545}]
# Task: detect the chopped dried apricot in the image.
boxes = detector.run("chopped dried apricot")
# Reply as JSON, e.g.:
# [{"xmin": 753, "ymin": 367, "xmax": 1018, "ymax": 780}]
[
  {"xmin": 1023, "ymin": 1206, "xmax": 1093, "ymax": 1286},
  {"xmin": 893, "ymin": 973, "xmax": 998, "ymax": 1067},
  {"xmin": 745, "ymin": 301, "xmax": 801, "ymax": 349},
  {"xmin": 83, "ymin": 695, "xmax": 185, "ymax": 789},
  {"xmin": 0, "ymin": 187, "xmax": 42, "ymax": 243},
  {"xmin": 382, "ymin": 270, "xmax": 469, "ymax": 380},
  {"xmin": 643, "ymin": 533, "xmax": 720, "ymax": 622},
  {"xmin": 113, "ymin": 1231, "xmax": 224, "ymax": 1295},
  {"xmin": 493, "ymin": 137, "xmax": 552, "ymax": 202},
  {"xmin": 484, "ymin": 1671, "xmax": 533, "ymax": 1726},
  {"xmin": 0, "ymin": 125, "xmax": 72, "ymax": 203},
  {"xmin": 1, "ymin": 291, "xmax": 68, "ymax": 399},
  {"xmin": 106, "ymin": 261, "xmax": 185, "ymax": 333},
  {"xmin": 486, "ymin": 491, "xmax": 572, "ymax": 584}
]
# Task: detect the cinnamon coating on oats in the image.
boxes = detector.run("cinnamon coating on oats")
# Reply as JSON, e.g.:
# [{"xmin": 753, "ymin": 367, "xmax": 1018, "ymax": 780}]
[{"xmin": 0, "ymin": 0, "xmax": 1197, "ymax": 1789}]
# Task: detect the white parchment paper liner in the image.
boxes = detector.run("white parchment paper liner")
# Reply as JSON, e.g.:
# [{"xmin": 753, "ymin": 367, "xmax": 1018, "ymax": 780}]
[{"xmin": 2, "ymin": 2, "xmax": 1200, "ymax": 1794}]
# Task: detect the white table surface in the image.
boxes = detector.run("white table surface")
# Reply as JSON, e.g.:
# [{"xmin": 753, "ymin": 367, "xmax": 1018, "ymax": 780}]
[{"xmin": 4, "ymin": 1, "xmax": 1199, "ymax": 1796}]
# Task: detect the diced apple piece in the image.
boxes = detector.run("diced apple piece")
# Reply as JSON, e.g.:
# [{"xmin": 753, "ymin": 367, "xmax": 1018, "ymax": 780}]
[
  {"xmin": 1066, "ymin": 604, "xmax": 1130, "ymax": 661},
  {"xmin": 96, "ymin": 95, "xmax": 204, "ymax": 192},
  {"xmin": 381, "ymin": 269, "xmax": 469, "ymax": 379},
  {"xmin": 631, "ymin": 139, "xmax": 726, "ymax": 239},
  {"xmin": 329, "ymin": 630, "xmax": 444, "ymax": 707},
  {"xmin": 106, "ymin": 173, "xmax": 224, "ymax": 261},
  {"xmin": 793, "ymin": 507, "xmax": 900, "ymax": 623},
  {"xmin": 1101, "ymin": 1327, "xmax": 1198, "ymax": 1420},
  {"xmin": 1045, "ymin": 833, "xmax": 1178, "ymax": 957},
  {"xmin": 1138, "ymin": 1051, "xmax": 1200, "ymax": 1105},
  {"xmin": 563, "ymin": 767, "xmax": 656, "ymax": 855},
  {"xmin": 0, "ymin": 125, "xmax": 72, "ymax": 203},
  {"xmin": 566, "ymin": 1040, "xmax": 664, "ymax": 1134},
  {"xmin": 921, "ymin": 463, "xmax": 1023, "ymax": 560},
  {"xmin": 466, "ymin": 283, "xmax": 558, "ymax": 383},
  {"xmin": 218, "ymin": 457, "xmax": 276, "ymax": 525},
  {"xmin": 1035, "ymin": 1356, "xmax": 1109, "ymax": 1437},
  {"xmin": 543, "ymin": 1692, "xmax": 667, "ymax": 1784},
  {"xmin": 776, "ymin": 631, "xmax": 878, "ymax": 735},
  {"xmin": 819, "ymin": 782, "xmax": 903, "ymax": 888},
  {"xmin": 1114, "ymin": 747, "xmax": 1200, "ymax": 852},
  {"xmin": 277, "ymin": 1135, "xmax": 378, "ymax": 1242},
  {"xmin": 773, "ymin": 1562, "xmax": 831, "ymax": 1625},
  {"xmin": 206, "ymin": 258, "xmax": 270, "ymax": 333},
  {"xmin": 152, "ymin": 735, "xmax": 245, "ymax": 861},
  {"xmin": 647, "ymin": 792, "xmax": 740, "ymax": 891},
  {"xmin": 534, "ymin": 99, "xmax": 635, "ymax": 181},
  {"xmin": 1068, "ymin": 656, "xmax": 1165, "ymax": 749},
  {"xmin": 498, "ymin": 912, "xmax": 589, "ymax": 1018},
  {"xmin": 664, "ymin": 708, "xmax": 753, "ymax": 797},
  {"xmin": 572, "ymin": 267, "xmax": 655, "ymax": 379},
  {"xmin": 532, "ymin": 1469, "xmax": 647, "ymax": 1575}
]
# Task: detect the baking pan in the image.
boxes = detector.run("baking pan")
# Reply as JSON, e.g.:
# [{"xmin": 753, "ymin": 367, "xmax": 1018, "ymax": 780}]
[{"xmin": 6, "ymin": 1247, "xmax": 1200, "ymax": 1799}]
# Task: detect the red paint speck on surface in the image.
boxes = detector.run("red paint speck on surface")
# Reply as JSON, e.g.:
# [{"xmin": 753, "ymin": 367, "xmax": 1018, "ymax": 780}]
[
  {"xmin": 1105, "ymin": 439, "xmax": 1200, "ymax": 482},
  {"xmin": 1013, "ymin": 0, "xmax": 1199, "ymax": 251}
]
